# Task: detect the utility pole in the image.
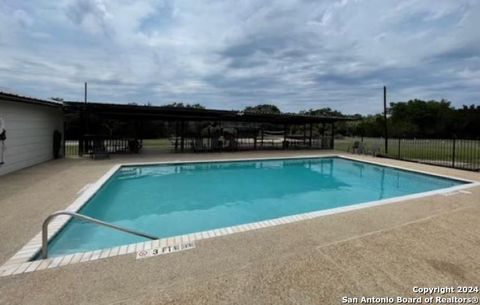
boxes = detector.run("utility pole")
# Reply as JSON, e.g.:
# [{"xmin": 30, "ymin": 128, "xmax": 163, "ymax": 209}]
[
  {"xmin": 383, "ymin": 86, "xmax": 388, "ymax": 154},
  {"xmin": 84, "ymin": 82, "xmax": 88, "ymax": 135},
  {"xmin": 81, "ymin": 82, "xmax": 88, "ymax": 156}
]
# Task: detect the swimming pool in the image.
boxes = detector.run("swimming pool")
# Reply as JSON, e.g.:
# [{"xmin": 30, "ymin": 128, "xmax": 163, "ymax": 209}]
[{"xmin": 44, "ymin": 156, "xmax": 468, "ymax": 257}]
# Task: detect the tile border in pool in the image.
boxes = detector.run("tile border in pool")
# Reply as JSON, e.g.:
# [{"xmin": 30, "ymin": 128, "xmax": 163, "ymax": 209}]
[{"xmin": 1, "ymin": 154, "xmax": 479, "ymax": 277}]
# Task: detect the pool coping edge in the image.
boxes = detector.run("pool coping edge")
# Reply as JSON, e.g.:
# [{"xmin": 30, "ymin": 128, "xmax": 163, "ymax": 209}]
[{"xmin": 1, "ymin": 154, "xmax": 479, "ymax": 277}]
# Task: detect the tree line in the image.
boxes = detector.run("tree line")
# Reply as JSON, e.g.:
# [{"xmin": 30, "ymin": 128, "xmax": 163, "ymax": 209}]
[
  {"xmin": 64, "ymin": 99, "xmax": 480, "ymax": 139},
  {"xmin": 349, "ymin": 99, "xmax": 480, "ymax": 139},
  {"xmin": 241, "ymin": 100, "xmax": 480, "ymax": 139}
]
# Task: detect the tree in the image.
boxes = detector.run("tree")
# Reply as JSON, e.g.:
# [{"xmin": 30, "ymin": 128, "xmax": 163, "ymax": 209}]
[
  {"xmin": 299, "ymin": 108, "xmax": 347, "ymax": 135},
  {"xmin": 299, "ymin": 107, "xmax": 344, "ymax": 117},
  {"xmin": 389, "ymin": 99, "xmax": 456, "ymax": 137},
  {"xmin": 163, "ymin": 102, "xmax": 205, "ymax": 109},
  {"xmin": 356, "ymin": 114, "xmax": 385, "ymax": 137},
  {"xmin": 244, "ymin": 104, "xmax": 281, "ymax": 114},
  {"xmin": 455, "ymin": 104, "xmax": 480, "ymax": 138}
]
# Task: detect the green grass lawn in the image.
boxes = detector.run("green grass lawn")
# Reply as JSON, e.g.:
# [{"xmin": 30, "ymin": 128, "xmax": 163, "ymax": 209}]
[
  {"xmin": 335, "ymin": 137, "xmax": 480, "ymax": 170},
  {"xmin": 64, "ymin": 138, "xmax": 175, "ymax": 156},
  {"xmin": 65, "ymin": 137, "xmax": 479, "ymax": 170},
  {"xmin": 142, "ymin": 138, "xmax": 172, "ymax": 147}
]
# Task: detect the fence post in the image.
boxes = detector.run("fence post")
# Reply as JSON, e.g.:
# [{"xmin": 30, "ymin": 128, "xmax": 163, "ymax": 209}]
[
  {"xmin": 62, "ymin": 122, "xmax": 66, "ymax": 158},
  {"xmin": 309, "ymin": 123, "xmax": 313, "ymax": 148},
  {"xmin": 180, "ymin": 120, "xmax": 185, "ymax": 152},
  {"xmin": 79, "ymin": 136, "xmax": 84, "ymax": 156},
  {"xmin": 397, "ymin": 138, "xmax": 401, "ymax": 159},
  {"xmin": 383, "ymin": 86, "xmax": 388, "ymax": 154},
  {"xmin": 331, "ymin": 122, "xmax": 335, "ymax": 149},
  {"xmin": 452, "ymin": 138, "xmax": 456, "ymax": 168}
]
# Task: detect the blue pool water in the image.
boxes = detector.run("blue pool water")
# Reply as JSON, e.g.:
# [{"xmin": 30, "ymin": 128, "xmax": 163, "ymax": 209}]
[{"xmin": 47, "ymin": 157, "xmax": 465, "ymax": 256}]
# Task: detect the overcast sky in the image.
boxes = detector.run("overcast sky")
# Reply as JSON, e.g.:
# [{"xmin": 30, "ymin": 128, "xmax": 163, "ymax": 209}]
[{"xmin": 1, "ymin": 0, "xmax": 479, "ymax": 114}]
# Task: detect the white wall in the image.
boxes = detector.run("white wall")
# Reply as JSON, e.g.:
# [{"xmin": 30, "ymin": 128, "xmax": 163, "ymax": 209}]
[{"xmin": 0, "ymin": 100, "xmax": 64, "ymax": 176}]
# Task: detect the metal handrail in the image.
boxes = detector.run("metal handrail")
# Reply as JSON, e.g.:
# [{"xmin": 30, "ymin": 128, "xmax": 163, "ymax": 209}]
[{"xmin": 41, "ymin": 211, "xmax": 159, "ymax": 259}]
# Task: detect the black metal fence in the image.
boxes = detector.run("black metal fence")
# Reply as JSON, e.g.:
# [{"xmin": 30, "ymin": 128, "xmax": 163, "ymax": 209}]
[
  {"xmin": 64, "ymin": 135, "xmax": 334, "ymax": 157},
  {"xmin": 64, "ymin": 140, "xmax": 80, "ymax": 157},
  {"xmin": 176, "ymin": 136, "xmax": 333, "ymax": 152},
  {"xmin": 336, "ymin": 137, "xmax": 480, "ymax": 171},
  {"xmin": 64, "ymin": 137, "xmax": 142, "ymax": 157}
]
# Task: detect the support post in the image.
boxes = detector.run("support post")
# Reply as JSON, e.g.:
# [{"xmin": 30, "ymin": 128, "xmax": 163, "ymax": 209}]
[
  {"xmin": 309, "ymin": 123, "xmax": 313, "ymax": 148},
  {"xmin": 452, "ymin": 137, "xmax": 456, "ymax": 168},
  {"xmin": 140, "ymin": 119, "xmax": 144, "ymax": 144},
  {"xmin": 303, "ymin": 123, "xmax": 307, "ymax": 144},
  {"xmin": 174, "ymin": 121, "xmax": 179, "ymax": 151},
  {"xmin": 79, "ymin": 111, "xmax": 84, "ymax": 156},
  {"xmin": 260, "ymin": 126, "xmax": 264, "ymax": 148},
  {"xmin": 62, "ymin": 121, "xmax": 66, "ymax": 158},
  {"xmin": 321, "ymin": 123, "xmax": 325, "ymax": 149},
  {"xmin": 397, "ymin": 138, "xmax": 401, "ymax": 159},
  {"xmin": 283, "ymin": 124, "xmax": 288, "ymax": 149},
  {"xmin": 180, "ymin": 120, "xmax": 185, "ymax": 152},
  {"xmin": 383, "ymin": 86, "xmax": 388, "ymax": 154},
  {"xmin": 330, "ymin": 122, "xmax": 335, "ymax": 149}
]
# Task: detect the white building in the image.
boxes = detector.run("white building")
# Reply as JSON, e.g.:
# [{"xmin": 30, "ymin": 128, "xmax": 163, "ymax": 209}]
[{"xmin": 0, "ymin": 92, "xmax": 64, "ymax": 176}]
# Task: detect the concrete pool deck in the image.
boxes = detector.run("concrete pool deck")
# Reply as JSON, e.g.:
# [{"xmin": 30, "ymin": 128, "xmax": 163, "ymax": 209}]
[{"xmin": 0, "ymin": 150, "xmax": 479, "ymax": 304}]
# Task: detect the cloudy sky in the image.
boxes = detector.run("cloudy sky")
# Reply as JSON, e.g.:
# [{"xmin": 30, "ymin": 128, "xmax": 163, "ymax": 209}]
[{"xmin": 1, "ymin": 0, "xmax": 479, "ymax": 114}]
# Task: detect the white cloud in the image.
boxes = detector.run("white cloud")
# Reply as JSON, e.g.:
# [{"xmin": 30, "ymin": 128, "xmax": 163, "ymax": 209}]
[
  {"xmin": 0, "ymin": 0, "xmax": 479, "ymax": 114},
  {"xmin": 13, "ymin": 9, "xmax": 34, "ymax": 28}
]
